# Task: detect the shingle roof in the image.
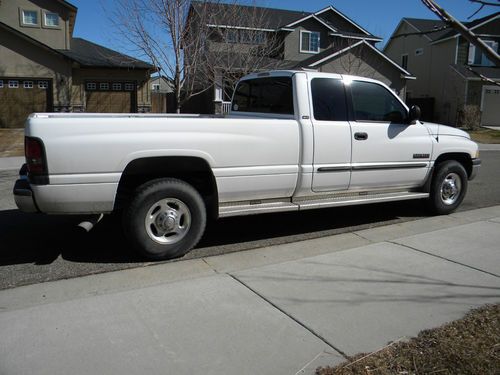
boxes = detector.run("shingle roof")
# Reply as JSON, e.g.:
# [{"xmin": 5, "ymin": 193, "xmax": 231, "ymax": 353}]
[
  {"xmin": 191, "ymin": 1, "xmax": 379, "ymax": 39},
  {"xmin": 192, "ymin": 1, "xmax": 307, "ymax": 30},
  {"xmin": 451, "ymin": 64, "xmax": 500, "ymax": 79},
  {"xmin": 294, "ymin": 41, "xmax": 415, "ymax": 78},
  {"xmin": 404, "ymin": 12, "xmax": 500, "ymax": 42},
  {"xmin": 57, "ymin": 38, "xmax": 154, "ymax": 69}
]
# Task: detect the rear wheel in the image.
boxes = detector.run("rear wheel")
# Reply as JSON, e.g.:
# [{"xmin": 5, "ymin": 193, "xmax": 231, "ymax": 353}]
[
  {"xmin": 428, "ymin": 160, "xmax": 468, "ymax": 215},
  {"xmin": 123, "ymin": 178, "xmax": 206, "ymax": 260}
]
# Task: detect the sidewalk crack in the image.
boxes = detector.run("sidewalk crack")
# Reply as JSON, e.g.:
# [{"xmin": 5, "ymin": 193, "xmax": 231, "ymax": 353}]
[
  {"xmin": 228, "ymin": 273, "xmax": 350, "ymax": 360},
  {"xmin": 389, "ymin": 241, "xmax": 500, "ymax": 278}
]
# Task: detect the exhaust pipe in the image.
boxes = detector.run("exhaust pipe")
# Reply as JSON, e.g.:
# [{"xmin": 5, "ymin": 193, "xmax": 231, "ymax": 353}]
[{"xmin": 77, "ymin": 214, "xmax": 104, "ymax": 232}]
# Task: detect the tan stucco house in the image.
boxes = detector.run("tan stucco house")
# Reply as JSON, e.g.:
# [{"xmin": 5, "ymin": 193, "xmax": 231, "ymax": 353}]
[
  {"xmin": 0, "ymin": 0, "xmax": 154, "ymax": 128},
  {"xmin": 384, "ymin": 13, "xmax": 499, "ymax": 126},
  {"xmin": 185, "ymin": 2, "xmax": 415, "ymax": 114}
]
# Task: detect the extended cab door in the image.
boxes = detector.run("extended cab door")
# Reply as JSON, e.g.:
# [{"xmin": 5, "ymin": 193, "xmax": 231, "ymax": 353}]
[
  {"xmin": 347, "ymin": 79, "xmax": 432, "ymax": 190},
  {"xmin": 310, "ymin": 76, "xmax": 352, "ymax": 192}
]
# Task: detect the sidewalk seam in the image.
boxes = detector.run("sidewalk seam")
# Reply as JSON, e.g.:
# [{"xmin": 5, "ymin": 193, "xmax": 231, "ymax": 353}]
[
  {"xmin": 389, "ymin": 241, "xmax": 500, "ymax": 278},
  {"xmin": 227, "ymin": 273, "xmax": 350, "ymax": 360}
]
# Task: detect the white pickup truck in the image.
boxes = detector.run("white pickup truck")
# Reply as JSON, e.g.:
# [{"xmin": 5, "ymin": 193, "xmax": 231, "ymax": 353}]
[{"xmin": 14, "ymin": 70, "xmax": 481, "ymax": 260}]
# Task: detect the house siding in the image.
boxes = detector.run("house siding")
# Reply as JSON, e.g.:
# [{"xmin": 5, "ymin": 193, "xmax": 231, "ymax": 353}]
[
  {"xmin": 0, "ymin": 0, "xmax": 72, "ymax": 49},
  {"xmin": 318, "ymin": 47, "xmax": 406, "ymax": 99},
  {"xmin": 284, "ymin": 19, "xmax": 333, "ymax": 61}
]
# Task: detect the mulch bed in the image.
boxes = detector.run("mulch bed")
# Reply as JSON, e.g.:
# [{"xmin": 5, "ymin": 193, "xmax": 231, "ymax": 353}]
[{"xmin": 317, "ymin": 304, "xmax": 500, "ymax": 375}]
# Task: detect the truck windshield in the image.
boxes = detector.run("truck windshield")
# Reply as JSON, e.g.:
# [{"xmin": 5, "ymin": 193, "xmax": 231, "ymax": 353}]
[{"xmin": 232, "ymin": 77, "xmax": 294, "ymax": 115}]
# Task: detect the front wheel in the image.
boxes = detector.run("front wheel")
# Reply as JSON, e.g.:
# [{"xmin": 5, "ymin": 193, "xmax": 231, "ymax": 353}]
[
  {"xmin": 123, "ymin": 178, "xmax": 207, "ymax": 260},
  {"xmin": 428, "ymin": 160, "xmax": 468, "ymax": 215}
]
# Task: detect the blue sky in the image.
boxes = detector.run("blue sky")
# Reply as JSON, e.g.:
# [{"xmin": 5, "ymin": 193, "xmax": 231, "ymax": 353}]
[{"xmin": 71, "ymin": 0, "xmax": 498, "ymax": 58}]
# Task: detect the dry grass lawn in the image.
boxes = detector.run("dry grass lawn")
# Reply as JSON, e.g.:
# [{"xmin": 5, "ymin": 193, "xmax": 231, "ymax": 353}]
[
  {"xmin": 0, "ymin": 129, "xmax": 24, "ymax": 157},
  {"xmin": 316, "ymin": 304, "xmax": 500, "ymax": 375},
  {"xmin": 467, "ymin": 128, "xmax": 500, "ymax": 144}
]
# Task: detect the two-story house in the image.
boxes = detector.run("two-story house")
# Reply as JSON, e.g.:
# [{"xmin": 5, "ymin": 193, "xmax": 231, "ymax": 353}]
[
  {"xmin": 384, "ymin": 13, "xmax": 499, "ymax": 126},
  {"xmin": 0, "ymin": 0, "xmax": 154, "ymax": 128},
  {"xmin": 185, "ymin": 2, "xmax": 415, "ymax": 114}
]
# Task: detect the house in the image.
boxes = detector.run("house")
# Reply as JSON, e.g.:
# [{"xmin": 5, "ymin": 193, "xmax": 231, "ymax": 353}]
[
  {"xmin": 149, "ymin": 75, "xmax": 175, "ymax": 113},
  {"xmin": 185, "ymin": 2, "xmax": 414, "ymax": 114},
  {"xmin": 0, "ymin": 0, "xmax": 154, "ymax": 128},
  {"xmin": 384, "ymin": 13, "xmax": 500, "ymax": 126}
]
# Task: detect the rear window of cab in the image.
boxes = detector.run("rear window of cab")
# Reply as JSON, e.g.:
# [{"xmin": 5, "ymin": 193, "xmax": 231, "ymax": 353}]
[{"xmin": 232, "ymin": 77, "xmax": 294, "ymax": 115}]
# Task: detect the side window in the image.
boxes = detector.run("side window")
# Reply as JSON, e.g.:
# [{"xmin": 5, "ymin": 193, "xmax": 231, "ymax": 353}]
[
  {"xmin": 351, "ymin": 81, "xmax": 407, "ymax": 123},
  {"xmin": 232, "ymin": 77, "xmax": 293, "ymax": 115},
  {"xmin": 311, "ymin": 78, "xmax": 347, "ymax": 121}
]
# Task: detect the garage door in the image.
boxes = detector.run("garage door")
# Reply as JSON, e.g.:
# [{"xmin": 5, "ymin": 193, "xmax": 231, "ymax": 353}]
[
  {"xmin": 0, "ymin": 79, "xmax": 50, "ymax": 128},
  {"xmin": 85, "ymin": 82, "xmax": 136, "ymax": 113},
  {"xmin": 481, "ymin": 86, "xmax": 500, "ymax": 126}
]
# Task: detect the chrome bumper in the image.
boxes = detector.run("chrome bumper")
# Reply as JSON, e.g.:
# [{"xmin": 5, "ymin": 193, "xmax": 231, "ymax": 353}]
[
  {"xmin": 13, "ymin": 165, "xmax": 39, "ymax": 213},
  {"xmin": 469, "ymin": 158, "xmax": 481, "ymax": 181}
]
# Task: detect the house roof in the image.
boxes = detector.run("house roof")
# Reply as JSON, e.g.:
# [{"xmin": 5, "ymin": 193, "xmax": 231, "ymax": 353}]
[
  {"xmin": 192, "ymin": 1, "xmax": 380, "ymax": 39},
  {"xmin": 295, "ymin": 40, "xmax": 415, "ymax": 78},
  {"xmin": 451, "ymin": 64, "xmax": 500, "ymax": 80},
  {"xmin": 57, "ymin": 38, "xmax": 154, "ymax": 69},
  {"xmin": 403, "ymin": 12, "xmax": 500, "ymax": 43}
]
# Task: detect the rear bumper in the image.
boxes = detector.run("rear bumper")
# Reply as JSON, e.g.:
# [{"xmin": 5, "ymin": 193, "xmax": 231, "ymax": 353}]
[
  {"xmin": 13, "ymin": 165, "xmax": 39, "ymax": 213},
  {"xmin": 469, "ymin": 158, "xmax": 481, "ymax": 181}
]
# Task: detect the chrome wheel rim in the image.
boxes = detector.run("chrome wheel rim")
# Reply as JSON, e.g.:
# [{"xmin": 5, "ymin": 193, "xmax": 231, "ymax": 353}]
[
  {"xmin": 145, "ymin": 198, "xmax": 191, "ymax": 244},
  {"xmin": 440, "ymin": 173, "xmax": 461, "ymax": 205}
]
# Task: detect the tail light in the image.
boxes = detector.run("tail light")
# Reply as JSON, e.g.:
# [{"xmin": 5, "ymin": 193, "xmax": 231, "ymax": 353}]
[{"xmin": 25, "ymin": 137, "xmax": 49, "ymax": 184}]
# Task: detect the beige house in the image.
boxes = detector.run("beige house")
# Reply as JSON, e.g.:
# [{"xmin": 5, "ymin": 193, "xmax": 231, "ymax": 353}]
[
  {"xmin": 0, "ymin": 0, "xmax": 154, "ymax": 128},
  {"xmin": 185, "ymin": 3, "xmax": 414, "ymax": 114},
  {"xmin": 384, "ymin": 13, "xmax": 500, "ymax": 126}
]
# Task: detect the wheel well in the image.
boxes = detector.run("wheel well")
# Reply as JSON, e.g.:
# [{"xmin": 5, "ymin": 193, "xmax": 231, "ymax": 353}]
[
  {"xmin": 434, "ymin": 153, "xmax": 473, "ymax": 177},
  {"xmin": 114, "ymin": 156, "xmax": 218, "ymax": 219}
]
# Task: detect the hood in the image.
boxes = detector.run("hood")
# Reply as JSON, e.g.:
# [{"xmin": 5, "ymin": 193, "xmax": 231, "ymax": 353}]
[{"xmin": 420, "ymin": 122, "xmax": 470, "ymax": 139}]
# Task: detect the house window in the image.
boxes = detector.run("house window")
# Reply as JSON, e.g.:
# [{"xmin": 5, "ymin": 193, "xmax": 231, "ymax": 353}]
[
  {"xmin": 24, "ymin": 81, "xmax": 33, "ymax": 89},
  {"xmin": 401, "ymin": 54, "xmax": 408, "ymax": 70},
  {"xmin": 254, "ymin": 31, "xmax": 266, "ymax": 45},
  {"xmin": 125, "ymin": 83, "xmax": 135, "ymax": 91},
  {"xmin": 415, "ymin": 48, "xmax": 424, "ymax": 56},
  {"xmin": 44, "ymin": 12, "xmax": 59, "ymax": 27},
  {"xmin": 468, "ymin": 41, "xmax": 498, "ymax": 66},
  {"xmin": 152, "ymin": 83, "xmax": 160, "ymax": 91},
  {"xmin": 100, "ymin": 83, "xmax": 109, "ymax": 90},
  {"xmin": 22, "ymin": 10, "xmax": 38, "ymax": 26},
  {"xmin": 0, "ymin": 81, "xmax": 3, "ymax": 89},
  {"xmin": 9, "ymin": 80, "xmax": 19, "ymax": 88},
  {"xmin": 226, "ymin": 29, "xmax": 239, "ymax": 43},
  {"xmin": 300, "ymin": 31, "xmax": 320, "ymax": 53},
  {"xmin": 86, "ymin": 82, "xmax": 97, "ymax": 90},
  {"xmin": 112, "ymin": 83, "xmax": 122, "ymax": 90},
  {"xmin": 38, "ymin": 81, "xmax": 48, "ymax": 89}
]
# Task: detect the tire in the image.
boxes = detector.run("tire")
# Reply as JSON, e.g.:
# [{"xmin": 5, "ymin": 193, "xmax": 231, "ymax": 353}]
[
  {"xmin": 123, "ymin": 178, "xmax": 207, "ymax": 260},
  {"xmin": 428, "ymin": 160, "xmax": 468, "ymax": 215}
]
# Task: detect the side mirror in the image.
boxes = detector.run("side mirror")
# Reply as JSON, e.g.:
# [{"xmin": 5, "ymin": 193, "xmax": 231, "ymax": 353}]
[{"xmin": 408, "ymin": 105, "xmax": 421, "ymax": 124}]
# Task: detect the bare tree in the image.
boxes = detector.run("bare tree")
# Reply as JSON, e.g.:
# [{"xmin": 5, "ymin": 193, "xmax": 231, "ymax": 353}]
[
  {"xmin": 109, "ymin": 0, "xmax": 221, "ymax": 113},
  {"xmin": 334, "ymin": 40, "xmax": 384, "ymax": 79},
  {"xmin": 191, "ymin": 1, "xmax": 286, "ymax": 102}
]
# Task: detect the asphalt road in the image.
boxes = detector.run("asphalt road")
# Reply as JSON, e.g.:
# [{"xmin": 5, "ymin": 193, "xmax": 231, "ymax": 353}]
[{"xmin": 1, "ymin": 151, "xmax": 499, "ymax": 290}]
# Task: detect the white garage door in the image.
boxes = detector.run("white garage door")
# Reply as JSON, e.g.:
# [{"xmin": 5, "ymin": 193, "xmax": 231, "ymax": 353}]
[{"xmin": 481, "ymin": 85, "xmax": 500, "ymax": 126}]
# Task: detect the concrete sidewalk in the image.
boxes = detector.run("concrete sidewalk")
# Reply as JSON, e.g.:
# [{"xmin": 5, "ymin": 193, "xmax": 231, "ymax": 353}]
[{"xmin": 1, "ymin": 206, "xmax": 499, "ymax": 375}]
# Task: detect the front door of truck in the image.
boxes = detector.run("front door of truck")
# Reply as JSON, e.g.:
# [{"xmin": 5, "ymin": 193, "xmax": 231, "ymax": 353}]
[
  {"xmin": 310, "ymin": 77, "xmax": 352, "ymax": 192},
  {"xmin": 347, "ymin": 80, "xmax": 432, "ymax": 190}
]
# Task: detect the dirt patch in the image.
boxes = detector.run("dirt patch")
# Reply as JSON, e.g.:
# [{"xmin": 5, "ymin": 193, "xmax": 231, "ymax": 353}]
[
  {"xmin": 468, "ymin": 128, "xmax": 500, "ymax": 144},
  {"xmin": 317, "ymin": 304, "xmax": 500, "ymax": 375},
  {"xmin": 0, "ymin": 129, "xmax": 24, "ymax": 157}
]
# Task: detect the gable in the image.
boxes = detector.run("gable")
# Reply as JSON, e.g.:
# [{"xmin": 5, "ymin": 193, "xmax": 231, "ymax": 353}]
[{"xmin": 315, "ymin": 7, "xmax": 369, "ymax": 35}]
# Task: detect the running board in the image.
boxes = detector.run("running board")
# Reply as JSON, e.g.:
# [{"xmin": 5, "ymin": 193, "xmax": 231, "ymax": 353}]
[
  {"xmin": 218, "ymin": 192, "xmax": 429, "ymax": 218},
  {"xmin": 219, "ymin": 200, "xmax": 298, "ymax": 218},
  {"xmin": 297, "ymin": 191, "xmax": 429, "ymax": 210}
]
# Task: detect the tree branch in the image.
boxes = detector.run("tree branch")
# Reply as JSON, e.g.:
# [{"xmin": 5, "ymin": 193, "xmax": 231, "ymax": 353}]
[
  {"xmin": 464, "ymin": 65, "xmax": 500, "ymax": 86},
  {"xmin": 421, "ymin": 0, "xmax": 500, "ymax": 66}
]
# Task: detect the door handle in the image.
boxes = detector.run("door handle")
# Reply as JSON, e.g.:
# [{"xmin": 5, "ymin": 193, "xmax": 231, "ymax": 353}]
[{"xmin": 354, "ymin": 132, "xmax": 368, "ymax": 140}]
